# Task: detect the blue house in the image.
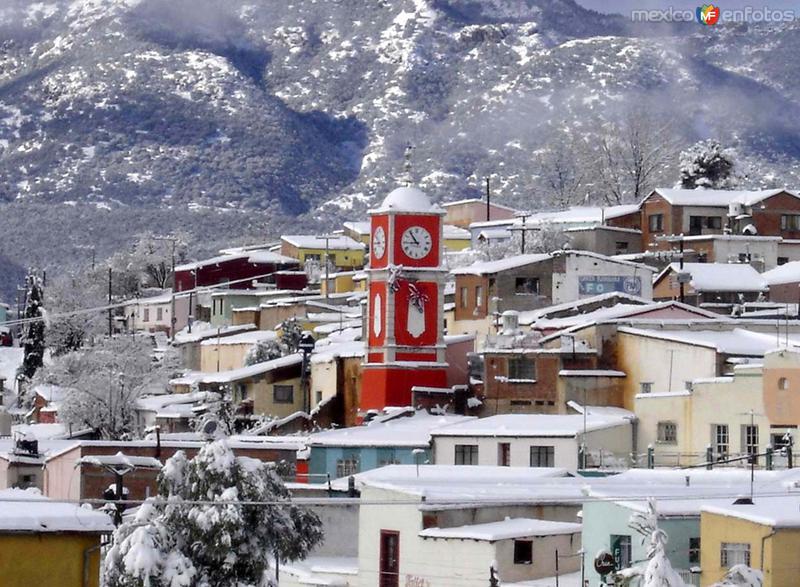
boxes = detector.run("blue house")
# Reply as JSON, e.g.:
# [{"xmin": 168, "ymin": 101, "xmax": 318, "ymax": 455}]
[{"xmin": 307, "ymin": 410, "xmax": 474, "ymax": 483}]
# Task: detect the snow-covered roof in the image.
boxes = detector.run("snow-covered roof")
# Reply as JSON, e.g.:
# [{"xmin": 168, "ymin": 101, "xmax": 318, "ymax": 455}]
[
  {"xmin": 477, "ymin": 228, "xmax": 513, "ymax": 240},
  {"xmin": 559, "ymin": 369, "xmax": 626, "ymax": 377},
  {"xmin": 309, "ymin": 411, "xmax": 474, "ymax": 448},
  {"xmin": 374, "ymin": 186, "xmax": 439, "ymax": 213},
  {"xmin": 443, "ymin": 224, "xmax": 471, "ymax": 239},
  {"xmin": 175, "ymin": 251, "xmax": 296, "ymax": 272},
  {"xmin": 136, "ymin": 391, "xmax": 210, "ymax": 412},
  {"xmin": 703, "ymin": 496, "xmax": 800, "ymax": 528},
  {"xmin": 32, "ymin": 384, "xmax": 68, "ymax": 403},
  {"xmin": 173, "ymin": 324, "xmax": 256, "ymax": 344},
  {"xmin": 419, "ymin": 518, "xmax": 582, "ymax": 541},
  {"xmin": 281, "ymin": 235, "xmax": 365, "ymax": 250},
  {"xmin": 199, "ymin": 330, "xmax": 276, "ymax": 347},
  {"xmin": 763, "ymin": 261, "xmax": 800, "ymax": 286},
  {"xmin": 441, "ymin": 198, "xmax": 518, "ymax": 212},
  {"xmin": 650, "ymin": 187, "xmax": 794, "ymax": 207},
  {"xmin": 452, "ymin": 253, "xmax": 551, "ymax": 276},
  {"xmin": 310, "ymin": 340, "xmax": 365, "ymax": 364},
  {"xmin": 617, "ymin": 326, "xmax": 800, "ymax": 356},
  {"xmin": 0, "ymin": 488, "xmax": 114, "ymax": 533},
  {"xmin": 430, "ymin": 412, "xmax": 633, "ymax": 438},
  {"xmin": 199, "ymin": 353, "xmax": 303, "ymax": 384},
  {"xmin": 78, "ymin": 452, "xmax": 163, "ymax": 471},
  {"xmin": 343, "ymin": 221, "xmax": 371, "ymax": 235},
  {"xmin": 11, "ymin": 423, "xmax": 70, "ymax": 441},
  {"xmin": 657, "ymin": 262, "xmax": 768, "ymax": 292}
]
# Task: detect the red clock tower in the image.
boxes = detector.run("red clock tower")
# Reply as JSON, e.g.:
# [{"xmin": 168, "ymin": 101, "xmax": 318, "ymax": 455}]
[{"xmin": 360, "ymin": 184, "xmax": 448, "ymax": 413}]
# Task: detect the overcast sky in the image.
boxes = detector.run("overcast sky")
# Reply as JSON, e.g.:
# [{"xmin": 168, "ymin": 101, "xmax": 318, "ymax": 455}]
[{"xmin": 576, "ymin": 0, "xmax": 800, "ymax": 15}]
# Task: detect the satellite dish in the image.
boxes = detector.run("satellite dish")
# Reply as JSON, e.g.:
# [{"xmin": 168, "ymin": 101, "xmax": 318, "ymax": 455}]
[{"xmin": 202, "ymin": 420, "xmax": 219, "ymax": 436}]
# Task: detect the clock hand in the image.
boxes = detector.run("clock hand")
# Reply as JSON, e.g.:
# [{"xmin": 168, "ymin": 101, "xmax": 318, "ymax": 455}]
[{"xmin": 409, "ymin": 232, "xmax": 420, "ymax": 245}]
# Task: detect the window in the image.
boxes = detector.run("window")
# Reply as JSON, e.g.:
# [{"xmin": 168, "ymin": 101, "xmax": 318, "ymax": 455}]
[
  {"xmin": 156, "ymin": 307, "xmax": 163, "ymax": 321},
  {"xmin": 615, "ymin": 241, "xmax": 629, "ymax": 254},
  {"xmin": 530, "ymin": 446, "xmax": 555, "ymax": 467},
  {"xmin": 657, "ymin": 421, "xmax": 677, "ymax": 444},
  {"xmin": 498, "ymin": 443, "xmax": 511, "ymax": 466},
  {"xmin": 742, "ymin": 424, "xmax": 759, "ymax": 458},
  {"xmin": 315, "ymin": 390, "xmax": 323, "ymax": 404},
  {"xmin": 513, "ymin": 540, "xmax": 533, "ymax": 565},
  {"xmin": 648, "ymin": 214, "xmax": 664, "ymax": 232},
  {"xmin": 689, "ymin": 537, "xmax": 701, "ymax": 564},
  {"xmin": 508, "ymin": 357, "xmax": 536, "ymax": 381},
  {"xmin": 713, "ymin": 424, "xmax": 729, "ymax": 459},
  {"xmin": 772, "ymin": 432, "xmax": 793, "ymax": 450},
  {"xmin": 781, "ymin": 215, "xmax": 800, "ymax": 231},
  {"xmin": 460, "ymin": 287, "xmax": 468, "ymax": 308},
  {"xmin": 143, "ymin": 308, "xmax": 150, "ymax": 322},
  {"xmin": 720, "ymin": 542, "xmax": 750, "ymax": 568},
  {"xmin": 273, "ymin": 384, "xmax": 294, "ymax": 404},
  {"xmin": 336, "ymin": 458, "xmax": 359, "ymax": 478},
  {"xmin": 778, "ymin": 256, "xmax": 789, "ymax": 266},
  {"xmin": 690, "ymin": 216, "xmax": 723, "ymax": 234},
  {"xmin": 475, "ymin": 285, "xmax": 484, "ymax": 307},
  {"xmin": 515, "ymin": 277, "xmax": 540, "ymax": 295},
  {"xmin": 640, "ymin": 382, "xmax": 653, "ymax": 394},
  {"xmin": 455, "ymin": 444, "xmax": 478, "ymax": 465},
  {"xmin": 611, "ymin": 535, "xmax": 632, "ymax": 569},
  {"xmin": 779, "ymin": 377, "xmax": 789, "ymax": 391}
]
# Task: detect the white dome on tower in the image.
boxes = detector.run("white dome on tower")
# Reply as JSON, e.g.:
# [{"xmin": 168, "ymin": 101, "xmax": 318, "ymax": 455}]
[{"xmin": 377, "ymin": 186, "xmax": 433, "ymax": 212}]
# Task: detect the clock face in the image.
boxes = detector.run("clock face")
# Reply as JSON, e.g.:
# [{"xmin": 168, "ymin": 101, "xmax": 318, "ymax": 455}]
[
  {"xmin": 400, "ymin": 226, "xmax": 433, "ymax": 260},
  {"xmin": 372, "ymin": 226, "xmax": 386, "ymax": 260}
]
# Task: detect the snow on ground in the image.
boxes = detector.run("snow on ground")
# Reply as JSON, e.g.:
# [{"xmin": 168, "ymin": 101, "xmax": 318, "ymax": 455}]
[{"xmin": 504, "ymin": 572, "xmax": 581, "ymax": 586}]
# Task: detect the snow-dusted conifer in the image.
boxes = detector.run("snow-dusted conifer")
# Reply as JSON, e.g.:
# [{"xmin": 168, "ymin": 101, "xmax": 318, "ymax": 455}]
[
  {"xmin": 20, "ymin": 272, "xmax": 45, "ymax": 382},
  {"xmin": 678, "ymin": 139, "xmax": 737, "ymax": 189},
  {"xmin": 243, "ymin": 338, "xmax": 284, "ymax": 366},
  {"xmin": 103, "ymin": 439, "xmax": 323, "ymax": 587}
]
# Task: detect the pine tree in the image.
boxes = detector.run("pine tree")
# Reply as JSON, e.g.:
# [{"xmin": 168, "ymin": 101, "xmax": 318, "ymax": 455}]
[
  {"xmin": 626, "ymin": 500, "xmax": 687, "ymax": 587},
  {"xmin": 103, "ymin": 439, "xmax": 323, "ymax": 587},
  {"xmin": 243, "ymin": 338, "xmax": 284, "ymax": 366},
  {"xmin": 20, "ymin": 272, "xmax": 45, "ymax": 382},
  {"xmin": 678, "ymin": 139, "xmax": 737, "ymax": 189}
]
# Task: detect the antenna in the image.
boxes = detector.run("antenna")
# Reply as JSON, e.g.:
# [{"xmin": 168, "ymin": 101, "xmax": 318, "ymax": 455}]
[{"xmin": 400, "ymin": 143, "xmax": 414, "ymax": 186}]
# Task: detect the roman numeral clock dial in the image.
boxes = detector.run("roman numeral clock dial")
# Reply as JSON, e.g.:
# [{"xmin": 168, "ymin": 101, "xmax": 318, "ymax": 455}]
[{"xmin": 400, "ymin": 226, "xmax": 432, "ymax": 260}]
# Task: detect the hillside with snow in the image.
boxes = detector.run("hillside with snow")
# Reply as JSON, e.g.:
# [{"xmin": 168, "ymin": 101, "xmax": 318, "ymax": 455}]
[{"xmin": 0, "ymin": 0, "xmax": 799, "ymax": 291}]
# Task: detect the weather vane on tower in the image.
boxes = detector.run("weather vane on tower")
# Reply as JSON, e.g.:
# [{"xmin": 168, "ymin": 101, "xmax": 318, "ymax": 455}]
[{"xmin": 400, "ymin": 142, "xmax": 414, "ymax": 186}]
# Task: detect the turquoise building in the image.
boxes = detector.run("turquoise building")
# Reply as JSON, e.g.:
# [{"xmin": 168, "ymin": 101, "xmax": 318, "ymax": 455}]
[
  {"xmin": 306, "ymin": 411, "xmax": 474, "ymax": 483},
  {"xmin": 582, "ymin": 499, "xmax": 704, "ymax": 585}
]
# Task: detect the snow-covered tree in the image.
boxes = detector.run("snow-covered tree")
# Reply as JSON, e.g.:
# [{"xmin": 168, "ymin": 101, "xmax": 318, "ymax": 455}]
[
  {"xmin": 107, "ymin": 231, "xmax": 189, "ymax": 293},
  {"xmin": 622, "ymin": 499, "xmax": 687, "ymax": 587},
  {"xmin": 679, "ymin": 139, "xmax": 738, "ymax": 189},
  {"xmin": 280, "ymin": 319, "xmax": 304, "ymax": 354},
  {"xmin": 19, "ymin": 272, "xmax": 45, "ymax": 382},
  {"xmin": 594, "ymin": 107, "xmax": 678, "ymax": 204},
  {"xmin": 103, "ymin": 439, "xmax": 323, "ymax": 587},
  {"xmin": 535, "ymin": 131, "xmax": 588, "ymax": 210},
  {"xmin": 44, "ymin": 269, "xmax": 106, "ymax": 356},
  {"xmin": 35, "ymin": 336, "xmax": 166, "ymax": 438},
  {"xmin": 243, "ymin": 338, "xmax": 284, "ymax": 367},
  {"xmin": 711, "ymin": 565, "xmax": 763, "ymax": 586}
]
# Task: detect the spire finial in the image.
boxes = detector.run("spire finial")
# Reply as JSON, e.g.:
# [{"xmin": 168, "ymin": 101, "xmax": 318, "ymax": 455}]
[{"xmin": 400, "ymin": 143, "xmax": 414, "ymax": 186}]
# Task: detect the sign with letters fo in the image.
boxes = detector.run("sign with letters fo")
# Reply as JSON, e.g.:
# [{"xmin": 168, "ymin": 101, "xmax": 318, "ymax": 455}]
[{"xmin": 578, "ymin": 275, "xmax": 642, "ymax": 296}]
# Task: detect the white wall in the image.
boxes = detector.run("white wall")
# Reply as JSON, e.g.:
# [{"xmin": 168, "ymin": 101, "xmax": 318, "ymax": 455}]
[
  {"xmin": 357, "ymin": 486, "xmax": 580, "ymax": 587},
  {"xmin": 432, "ymin": 426, "xmax": 631, "ymax": 472},
  {"xmin": 553, "ymin": 254, "xmax": 653, "ymax": 305}
]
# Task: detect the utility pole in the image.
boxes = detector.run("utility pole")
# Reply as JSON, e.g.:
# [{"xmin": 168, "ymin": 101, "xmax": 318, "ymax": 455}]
[
  {"xmin": 679, "ymin": 236, "xmax": 685, "ymax": 304},
  {"xmin": 107, "ymin": 267, "xmax": 112, "ymax": 336},
  {"xmin": 153, "ymin": 236, "xmax": 178, "ymax": 341},
  {"xmin": 485, "ymin": 177, "xmax": 491, "ymax": 222},
  {"xmin": 512, "ymin": 211, "xmax": 532, "ymax": 255},
  {"xmin": 319, "ymin": 235, "xmax": 341, "ymax": 301}
]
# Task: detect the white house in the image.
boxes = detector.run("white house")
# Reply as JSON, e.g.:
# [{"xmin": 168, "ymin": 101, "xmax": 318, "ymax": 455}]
[{"xmin": 430, "ymin": 409, "xmax": 635, "ymax": 472}]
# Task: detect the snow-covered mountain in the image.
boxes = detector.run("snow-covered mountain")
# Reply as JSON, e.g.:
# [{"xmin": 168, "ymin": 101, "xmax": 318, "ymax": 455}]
[{"xmin": 0, "ymin": 0, "xmax": 799, "ymax": 289}]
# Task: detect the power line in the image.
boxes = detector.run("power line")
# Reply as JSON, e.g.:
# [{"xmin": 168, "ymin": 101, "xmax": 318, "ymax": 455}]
[{"xmin": 4, "ymin": 488, "xmax": 800, "ymax": 508}]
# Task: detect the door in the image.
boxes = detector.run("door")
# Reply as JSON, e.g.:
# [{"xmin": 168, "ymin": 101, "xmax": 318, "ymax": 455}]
[{"xmin": 379, "ymin": 530, "xmax": 400, "ymax": 587}]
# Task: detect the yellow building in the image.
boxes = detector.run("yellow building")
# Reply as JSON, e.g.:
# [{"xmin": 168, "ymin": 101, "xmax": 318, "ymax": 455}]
[
  {"xmin": 634, "ymin": 347, "xmax": 800, "ymax": 468},
  {"xmin": 443, "ymin": 224, "xmax": 472, "ymax": 251},
  {"xmin": 199, "ymin": 330, "xmax": 278, "ymax": 372},
  {"xmin": 280, "ymin": 235, "xmax": 366, "ymax": 270},
  {"xmin": 320, "ymin": 271, "xmax": 358, "ymax": 296},
  {"xmin": 701, "ymin": 499, "xmax": 800, "ymax": 587},
  {"xmin": 0, "ymin": 488, "xmax": 113, "ymax": 587},
  {"xmin": 200, "ymin": 353, "xmax": 305, "ymax": 417}
]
